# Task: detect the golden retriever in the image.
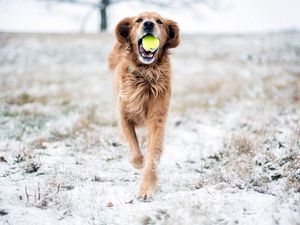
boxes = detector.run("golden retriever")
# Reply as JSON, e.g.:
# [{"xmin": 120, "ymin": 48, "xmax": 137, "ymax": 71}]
[{"xmin": 108, "ymin": 12, "xmax": 180, "ymax": 200}]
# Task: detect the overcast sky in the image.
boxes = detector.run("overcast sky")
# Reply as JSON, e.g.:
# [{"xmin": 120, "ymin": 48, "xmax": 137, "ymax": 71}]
[{"xmin": 0, "ymin": 0, "xmax": 299, "ymax": 33}]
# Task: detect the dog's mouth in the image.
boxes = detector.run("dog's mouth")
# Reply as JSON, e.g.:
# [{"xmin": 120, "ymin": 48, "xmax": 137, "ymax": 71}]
[{"xmin": 137, "ymin": 35, "xmax": 158, "ymax": 64}]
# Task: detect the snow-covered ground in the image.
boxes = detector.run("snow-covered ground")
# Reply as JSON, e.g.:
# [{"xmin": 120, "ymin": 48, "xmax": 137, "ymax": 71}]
[{"xmin": 0, "ymin": 32, "xmax": 300, "ymax": 225}]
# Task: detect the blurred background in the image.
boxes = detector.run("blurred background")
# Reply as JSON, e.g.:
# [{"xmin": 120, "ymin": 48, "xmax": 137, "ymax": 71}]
[{"xmin": 0, "ymin": 0, "xmax": 300, "ymax": 33}]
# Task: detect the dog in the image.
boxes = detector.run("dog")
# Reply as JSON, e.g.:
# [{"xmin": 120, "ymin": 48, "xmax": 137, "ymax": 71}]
[{"xmin": 108, "ymin": 12, "xmax": 180, "ymax": 200}]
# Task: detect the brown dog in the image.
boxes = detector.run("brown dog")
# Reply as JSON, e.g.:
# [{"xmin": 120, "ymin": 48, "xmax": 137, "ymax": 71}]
[{"xmin": 108, "ymin": 12, "xmax": 180, "ymax": 200}]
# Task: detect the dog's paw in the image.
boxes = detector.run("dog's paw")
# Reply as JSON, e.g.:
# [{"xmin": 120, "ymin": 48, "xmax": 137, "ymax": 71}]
[
  {"xmin": 137, "ymin": 187, "xmax": 154, "ymax": 202},
  {"xmin": 130, "ymin": 155, "xmax": 144, "ymax": 169},
  {"xmin": 137, "ymin": 194, "xmax": 153, "ymax": 202},
  {"xmin": 137, "ymin": 179, "xmax": 157, "ymax": 201}
]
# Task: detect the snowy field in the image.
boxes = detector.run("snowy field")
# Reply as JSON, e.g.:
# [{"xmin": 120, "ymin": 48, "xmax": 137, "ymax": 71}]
[{"xmin": 0, "ymin": 32, "xmax": 299, "ymax": 225}]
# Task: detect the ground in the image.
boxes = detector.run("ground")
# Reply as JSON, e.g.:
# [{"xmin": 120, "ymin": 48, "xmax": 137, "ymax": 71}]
[{"xmin": 0, "ymin": 32, "xmax": 299, "ymax": 225}]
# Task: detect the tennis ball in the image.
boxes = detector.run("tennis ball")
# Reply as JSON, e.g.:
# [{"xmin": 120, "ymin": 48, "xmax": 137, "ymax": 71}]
[{"xmin": 142, "ymin": 35, "xmax": 159, "ymax": 52}]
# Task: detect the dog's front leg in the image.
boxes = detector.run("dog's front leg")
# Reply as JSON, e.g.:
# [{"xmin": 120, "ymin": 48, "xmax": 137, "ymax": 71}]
[{"xmin": 138, "ymin": 116, "xmax": 165, "ymax": 200}]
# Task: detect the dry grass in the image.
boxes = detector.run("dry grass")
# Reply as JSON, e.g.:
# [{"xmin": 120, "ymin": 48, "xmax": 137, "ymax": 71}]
[
  {"xmin": 171, "ymin": 75, "xmax": 245, "ymax": 113},
  {"xmin": 4, "ymin": 91, "xmax": 72, "ymax": 106},
  {"xmin": 224, "ymin": 135, "xmax": 254, "ymax": 155}
]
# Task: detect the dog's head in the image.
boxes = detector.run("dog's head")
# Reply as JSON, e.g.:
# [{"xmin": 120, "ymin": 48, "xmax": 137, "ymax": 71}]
[{"xmin": 115, "ymin": 12, "xmax": 180, "ymax": 65}]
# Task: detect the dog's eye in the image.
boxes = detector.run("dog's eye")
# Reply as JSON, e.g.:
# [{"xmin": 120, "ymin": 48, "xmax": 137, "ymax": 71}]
[
  {"xmin": 136, "ymin": 18, "xmax": 143, "ymax": 23},
  {"xmin": 156, "ymin": 19, "xmax": 163, "ymax": 24}
]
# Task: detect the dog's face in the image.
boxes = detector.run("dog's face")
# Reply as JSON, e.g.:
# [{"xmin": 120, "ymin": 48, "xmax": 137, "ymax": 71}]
[{"xmin": 115, "ymin": 12, "xmax": 180, "ymax": 65}]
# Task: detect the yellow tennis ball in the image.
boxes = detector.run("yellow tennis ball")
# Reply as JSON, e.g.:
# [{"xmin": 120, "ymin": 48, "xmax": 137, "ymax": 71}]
[{"xmin": 142, "ymin": 35, "xmax": 159, "ymax": 52}]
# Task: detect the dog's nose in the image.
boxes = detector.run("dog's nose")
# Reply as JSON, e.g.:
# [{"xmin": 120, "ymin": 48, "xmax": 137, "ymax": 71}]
[{"xmin": 143, "ymin": 21, "xmax": 154, "ymax": 33}]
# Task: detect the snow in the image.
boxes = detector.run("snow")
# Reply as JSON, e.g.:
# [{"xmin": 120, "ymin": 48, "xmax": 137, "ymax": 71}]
[{"xmin": 0, "ymin": 32, "xmax": 300, "ymax": 224}]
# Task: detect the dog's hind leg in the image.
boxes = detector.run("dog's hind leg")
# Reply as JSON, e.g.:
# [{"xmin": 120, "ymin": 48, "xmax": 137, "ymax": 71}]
[{"xmin": 120, "ymin": 117, "xmax": 144, "ymax": 169}]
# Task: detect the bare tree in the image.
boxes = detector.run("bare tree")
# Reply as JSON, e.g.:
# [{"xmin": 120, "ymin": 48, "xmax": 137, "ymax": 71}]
[{"xmin": 40, "ymin": 0, "xmax": 218, "ymax": 32}]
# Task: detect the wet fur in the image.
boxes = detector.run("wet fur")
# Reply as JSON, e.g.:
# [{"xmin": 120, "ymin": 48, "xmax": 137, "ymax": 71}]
[{"xmin": 108, "ymin": 12, "xmax": 180, "ymax": 200}]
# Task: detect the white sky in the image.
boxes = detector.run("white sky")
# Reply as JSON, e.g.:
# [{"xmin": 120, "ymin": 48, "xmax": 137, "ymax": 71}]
[{"xmin": 0, "ymin": 0, "xmax": 299, "ymax": 33}]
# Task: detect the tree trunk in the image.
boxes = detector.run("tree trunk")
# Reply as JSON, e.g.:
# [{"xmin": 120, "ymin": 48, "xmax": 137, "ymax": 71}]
[{"xmin": 100, "ymin": 0, "xmax": 109, "ymax": 32}]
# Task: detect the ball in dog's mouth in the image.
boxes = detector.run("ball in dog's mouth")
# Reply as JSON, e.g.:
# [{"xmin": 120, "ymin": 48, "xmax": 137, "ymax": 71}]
[{"xmin": 138, "ymin": 35, "xmax": 159, "ymax": 64}]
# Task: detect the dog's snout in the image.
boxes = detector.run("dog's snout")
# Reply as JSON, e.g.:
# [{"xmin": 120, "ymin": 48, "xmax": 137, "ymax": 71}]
[{"xmin": 143, "ymin": 21, "xmax": 154, "ymax": 33}]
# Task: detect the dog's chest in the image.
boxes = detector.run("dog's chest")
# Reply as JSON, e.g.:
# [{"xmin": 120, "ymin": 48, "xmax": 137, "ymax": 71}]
[{"xmin": 120, "ymin": 70, "xmax": 168, "ymax": 115}]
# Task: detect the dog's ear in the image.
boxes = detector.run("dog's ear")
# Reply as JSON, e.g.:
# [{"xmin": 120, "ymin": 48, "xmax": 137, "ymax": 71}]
[
  {"xmin": 115, "ymin": 17, "xmax": 132, "ymax": 43},
  {"xmin": 165, "ymin": 19, "xmax": 180, "ymax": 48}
]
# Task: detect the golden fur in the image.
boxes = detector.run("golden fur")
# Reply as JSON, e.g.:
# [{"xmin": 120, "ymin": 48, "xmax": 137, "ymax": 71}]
[{"xmin": 108, "ymin": 12, "xmax": 180, "ymax": 200}]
